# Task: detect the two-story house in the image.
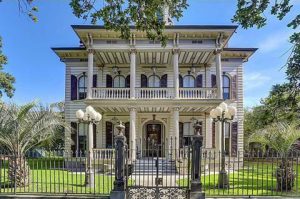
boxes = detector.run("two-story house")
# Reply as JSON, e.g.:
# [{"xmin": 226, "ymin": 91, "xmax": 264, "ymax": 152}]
[{"xmin": 52, "ymin": 25, "xmax": 256, "ymax": 159}]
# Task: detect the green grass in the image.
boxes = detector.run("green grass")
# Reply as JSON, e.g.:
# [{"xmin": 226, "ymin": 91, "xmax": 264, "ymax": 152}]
[{"xmin": 177, "ymin": 160, "xmax": 300, "ymax": 197}]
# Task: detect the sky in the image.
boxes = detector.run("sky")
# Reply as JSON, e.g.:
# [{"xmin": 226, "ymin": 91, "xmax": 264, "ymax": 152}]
[{"xmin": 0, "ymin": 0, "xmax": 299, "ymax": 107}]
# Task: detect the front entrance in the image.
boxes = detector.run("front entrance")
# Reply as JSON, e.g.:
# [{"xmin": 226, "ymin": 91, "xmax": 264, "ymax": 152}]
[{"xmin": 146, "ymin": 124, "xmax": 163, "ymax": 157}]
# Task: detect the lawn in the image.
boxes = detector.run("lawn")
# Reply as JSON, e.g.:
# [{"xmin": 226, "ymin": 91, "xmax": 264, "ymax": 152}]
[
  {"xmin": 0, "ymin": 158, "xmax": 115, "ymax": 195},
  {"xmin": 177, "ymin": 160, "xmax": 300, "ymax": 197}
]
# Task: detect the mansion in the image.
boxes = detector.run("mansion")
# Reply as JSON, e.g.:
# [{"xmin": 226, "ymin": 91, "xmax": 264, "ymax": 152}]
[{"xmin": 52, "ymin": 25, "xmax": 256, "ymax": 159}]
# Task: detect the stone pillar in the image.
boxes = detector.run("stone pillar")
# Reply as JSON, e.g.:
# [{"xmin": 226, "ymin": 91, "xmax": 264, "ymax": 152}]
[
  {"xmin": 85, "ymin": 122, "xmax": 94, "ymax": 187},
  {"xmin": 87, "ymin": 49, "xmax": 94, "ymax": 99},
  {"xmin": 215, "ymin": 50, "xmax": 223, "ymax": 99},
  {"xmin": 173, "ymin": 107, "xmax": 180, "ymax": 150},
  {"xmin": 190, "ymin": 135, "xmax": 205, "ymax": 199},
  {"xmin": 129, "ymin": 107, "xmax": 136, "ymax": 161},
  {"xmin": 130, "ymin": 49, "xmax": 136, "ymax": 99},
  {"xmin": 205, "ymin": 116, "xmax": 213, "ymax": 148},
  {"xmin": 111, "ymin": 134, "xmax": 126, "ymax": 199},
  {"xmin": 173, "ymin": 49, "xmax": 179, "ymax": 99}
]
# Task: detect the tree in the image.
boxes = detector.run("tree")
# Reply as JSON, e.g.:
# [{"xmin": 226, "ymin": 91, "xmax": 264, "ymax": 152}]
[
  {"xmin": 249, "ymin": 122, "xmax": 300, "ymax": 191},
  {"xmin": 70, "ymin": 0, "xmax": 188, "ymax": 46},
  {"xmin": 232, "ymin": 0, "xmax": 300, "ymax": 108},
  {"xmin": 0, "ymin": 102, "xmax": 68, "ymax": 187}
]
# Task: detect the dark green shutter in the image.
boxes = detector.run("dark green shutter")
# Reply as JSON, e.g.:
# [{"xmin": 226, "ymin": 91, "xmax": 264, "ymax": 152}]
[
  {"xmin": 71, "ymin": 122, "xmax": 78, "ymax": 156},
  {"xmin": 231, "ymin": 122, "xmax": 238, "ymax": 157}
]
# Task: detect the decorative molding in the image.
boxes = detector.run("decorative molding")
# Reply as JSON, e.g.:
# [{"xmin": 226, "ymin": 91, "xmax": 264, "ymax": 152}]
[
  {"xmin": 141, "ymin": 118, "xmax": 147, "ymax": 123},
  {"xmin": 162, "ymin": 118, "xmax": 168, "ymax": 124},
  {"xmin": 172, "ymin": 48, "xmax": 180, "ymax": 54},
  {"xmin": 172, "ymin": 107, "xmax": 180, "ymax": 112},
  {"xmin": 213, "ymin": 48, "xmax": 222, "ymax": 55},
  {"xmin": 87, "ymin": 49, "xmax": 95, "ymax": 54},
  {"xmin": 130, "ymin": 48, "xmax": 137, "ymax": 54}
]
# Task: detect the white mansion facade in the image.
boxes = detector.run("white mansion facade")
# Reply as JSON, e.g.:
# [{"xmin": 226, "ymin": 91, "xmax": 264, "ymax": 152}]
[{"xmin": 52, "ymin": 25, "xmax": 256, "ymax": 158}]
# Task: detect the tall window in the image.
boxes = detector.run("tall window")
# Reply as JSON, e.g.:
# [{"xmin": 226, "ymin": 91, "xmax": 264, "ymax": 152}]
[
  {"xmin": 224, "ymin": 122, "xmax": 230, "ymax": 155},
  {"xmin": 114, "ymin": 75, "xmax": 125, "ymax": 87},
  {"xmin": 148, "ymin": 75, "xmax": 160, "ymax": 87},
  {"xmin": 183, "ymin": 75, "xmax": 195, "ymax": 88},
  {"xmin": 78, "ymin": 74, "xmax": 87, "ymax": 100},
  {"xmin": 223, "ymin": 75, "xmax": 230, "ymax": 100}
]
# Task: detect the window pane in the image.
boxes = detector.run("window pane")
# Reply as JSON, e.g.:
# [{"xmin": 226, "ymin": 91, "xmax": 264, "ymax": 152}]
[
  {"xmin": 183, "ymin": 76, "xmax": 195, "ymax": 87},
  {"xmin": 78, "ymin": 123, "xmax": 88, "ymax": 136},
  {"xmin": 148, "ymin": 75, "xmax": 160, "ymax": 87},
  {"xmin": 223, "ymin": 88, "xmax": 230, "ymax": 100},
  {"xmin": 114, "ymin": 76, "xmax": 125, "ymax": 88},
  {"xmin": 223, "ymin": 76, "xmax": 230, "ymax": 87}
]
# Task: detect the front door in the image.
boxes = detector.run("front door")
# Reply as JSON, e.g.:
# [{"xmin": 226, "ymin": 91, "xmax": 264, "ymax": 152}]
[{"xmin": 146, "ymin": 124, "xmax": 162, "ymax": 157}]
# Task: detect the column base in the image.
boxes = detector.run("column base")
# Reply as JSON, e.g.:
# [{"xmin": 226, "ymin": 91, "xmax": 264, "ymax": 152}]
[
  {"xmin": 190, "ymin": 191, "xmax": 205, "ymax": 199},
  {"xmin": 218, "ymin": 170, "xmax": 229, "ymax": 189},
  {"xmin": 110, "ymin": 190, "xmax": 126, "ymax": 199},
  {"xmin": 85, "ymin": 171, "xmax": 95, "ymax": 187}
]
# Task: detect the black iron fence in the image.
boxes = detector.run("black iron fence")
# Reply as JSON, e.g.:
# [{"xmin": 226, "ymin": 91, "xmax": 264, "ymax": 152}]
[{"xmin": 1, "ymin": 149, "xmax": 300, "ymax": 197}]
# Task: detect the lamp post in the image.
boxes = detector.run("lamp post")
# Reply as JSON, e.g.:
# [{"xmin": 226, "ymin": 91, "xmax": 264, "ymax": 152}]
[
  {"xmin": 210, "ymin": 102, "xmax": 236, "ymax": 189},
  {"xmin": 76, "ymin": 106, "xmax": 102, "ymax": 187}
]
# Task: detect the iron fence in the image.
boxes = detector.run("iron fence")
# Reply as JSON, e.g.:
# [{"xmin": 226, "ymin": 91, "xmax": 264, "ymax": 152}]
[{"xmin": 1, "ymin": 149, "xmax": 300, "ymax": 197}]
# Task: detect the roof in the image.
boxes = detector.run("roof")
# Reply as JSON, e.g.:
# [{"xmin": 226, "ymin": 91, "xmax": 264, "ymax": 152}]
[{"xmin": 71, "ymin": 25, "xmax": 238, "ymax": 30}]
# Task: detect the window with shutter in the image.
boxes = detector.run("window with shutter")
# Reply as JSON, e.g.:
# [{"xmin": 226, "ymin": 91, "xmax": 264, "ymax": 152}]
[
  {"xmin": 160, "ymin": 74, "xmax": 168, "ymax": 88},
  {"xmin": 71, "ymin": 75, "xmax": 77, "ymax": 100},
  {"xmin": 125, "ymin": 75, "xmax": 130, "ymax": 88},
  {"xmin": 106, "ymin": 75, "xmax": 113, "ymax": 88},
  {"xmin": 231, "ymin": 122, "xmax": 238, "ymax": 157},
  {"xmin": 183, "ymin": 75, "xmax": 195, "ymax": 88},
  {"xmin": 179, "ymin": 122, "xmax": 184, "ymax": 148},
  {"xmin": 113, "ymin": 75, "xmax": 126, "ymax": 87},
  {"xmin": 231, "ymin": 75, "xmax": 237, "ymax": 100},
  {"xmin": 223, "ymin": 75, "xmax": 230, "ymax": 100},
  {"xmin": 211, "ymin": 74, "xmax": 216, "ymax": 88},
  {"xmin": 125, "ymin": 122, "xmax": 130, "ymax": 148},
  {"xmin": 93, "ymin": 74, "xmax": 97, "ymax": 87},
  {"xmin": 93, "ymin": 124, "xmax": 97, "ymax": 148},
  {"xmin": 179, "ymin": 75, "xmax": 183, "ymax": 88},
  {"xmin": 148, "ymin": 75, "xmax": 160, "ymax": 87},
  {"xmin": 70, "ymin": 122, "xmax": 78, "ymax": 156},
  {"xmin": 212, "ymin": 121, "xmax": 215, "ymax": 148},
  {"xmin": 78, "ymin": 74, "xmax": 87, "ymax": 100},
  {"xmin": 106, "ymin": 122, "xmax": 113, "ymax": 148},
  {"xmin": 141, "ymin": 74, "xmax": 148, "ymax": 88},
  {"xmin": 196, "ymin": 74, "xmax": 203, "ymax": 88}
]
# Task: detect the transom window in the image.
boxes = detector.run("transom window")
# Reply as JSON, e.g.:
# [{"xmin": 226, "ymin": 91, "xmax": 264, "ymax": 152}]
[
  {"xmin": 78, "ymin": 74, "xmax": 87, "ymax": 100},
  {"xmin": 114, "ymin": 75, "xmax": 125, "ymax": 88},
  {"xmin": 183, "ymin": 75, "xmax": 195, "ymax": 88},
  {"xmin": 223, "ymin": 75, "xmax": 230, "ymax": 100},
  {"xmin": 148, "ymin": 75, "xmax": 160, "ymax": 87}
]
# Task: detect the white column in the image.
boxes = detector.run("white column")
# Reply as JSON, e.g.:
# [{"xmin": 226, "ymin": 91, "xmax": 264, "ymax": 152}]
[
  {"xmin": 205, "ymin": 116, "xmax": 213, "ymax": 148},
  {"xmin": 173, "ymin": 49, "xmax": 179, "ymax": 99},
  {"xmin": 173, "ymin": 107, "xmax": 180, "ymax": 150},
  {"xmin": 87, "ymin": 49, "xmax": 94, "ymax": 99},
  {"xmin": 130, "ymin": 107, "xmax": 136, "ymax": 160},
  {"xmin": 130, "ymin": 49, "xmax": 136, "ymax": 99},
  {"xmin": 215, "ymin": 50, "xmax": 223, "ymax": 99}
]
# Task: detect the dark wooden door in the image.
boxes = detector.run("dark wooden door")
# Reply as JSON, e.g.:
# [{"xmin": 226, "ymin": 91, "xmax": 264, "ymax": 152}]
[{"xmin": 146, "ymin": 124, "xmax": 162, "ymax": 157}]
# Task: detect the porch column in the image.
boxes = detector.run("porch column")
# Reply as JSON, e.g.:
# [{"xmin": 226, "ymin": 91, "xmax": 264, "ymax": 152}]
[
  {"xmin": 130, "ymin": 107, "xmax": 136, "ymax": 161},
  {"xmin": 173, "ymin": 49, "xmax": 179, "ymax": 99},
  {"xmin": 87, "ymin": 49, "xmax": 94, "ymax": 99},
  {"xmin": 205, "ymin": 115, "xmax": 213, "ymax": 148},
  {"xmin": 130, "ymin": 49, "xmax": 136, "ymax": 99},
  {"xmin": 173, "ymin": 107, "xmax": 180, "ymax": 150},
  {"xmin": 215, "ymin": 50, "xmax": 223, "ymax": 99}
]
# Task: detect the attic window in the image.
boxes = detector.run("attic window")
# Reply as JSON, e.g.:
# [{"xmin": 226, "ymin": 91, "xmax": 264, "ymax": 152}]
[
  {"xmin": 221, "ymin": 58, "xmax": 229, "ymax": 62},
  {"xmin": 106, "ymin": 40, "xmax": 117, "ymax": 44},
  {"xmin": 192, "ymin": 40, "xmax": 203, "ymax": 44}
]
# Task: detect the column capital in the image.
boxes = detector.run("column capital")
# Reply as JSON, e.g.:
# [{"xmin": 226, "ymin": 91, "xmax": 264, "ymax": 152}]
[
  {"xmin": 172, "ymin": 106, "xmax": 180, "ymax": 112},
  {"xmin": 172, "ymin": 48, "xmax": 180, "ymax": 54},
  {"xmin": 87, "ymin": 49, "xmax": 95, "ymax": 54},
  {"xmin": 214, "ymin": 48, "xmax": 222, "ymax": 55},
  {"xmin": 129, "ymin": 107, "xmax": 136, "ymax": 112},
  {"xmin": 130, "ymin": 48, "xmax": 137, "ymax": 54}
]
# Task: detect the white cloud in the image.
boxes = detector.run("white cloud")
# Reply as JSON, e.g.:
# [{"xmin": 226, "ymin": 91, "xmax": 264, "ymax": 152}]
[{"xmin": 244, "ymin": 72, "xmax": 271, "ymax": 91}]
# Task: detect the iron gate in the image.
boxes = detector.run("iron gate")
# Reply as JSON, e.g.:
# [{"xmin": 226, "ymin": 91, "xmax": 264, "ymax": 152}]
[{"xmin": 125, "ymin": 142, "xmax": 191, "ymax": 199}]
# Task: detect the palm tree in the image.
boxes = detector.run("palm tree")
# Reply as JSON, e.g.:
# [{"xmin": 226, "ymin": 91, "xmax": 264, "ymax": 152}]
[
  {"xmin": 249, "ymin": 122, "xmax": 300, "ymax": 191},
  {"xmin": 0, "ymin": 102, "xmax": 68, "ymax": 187}
]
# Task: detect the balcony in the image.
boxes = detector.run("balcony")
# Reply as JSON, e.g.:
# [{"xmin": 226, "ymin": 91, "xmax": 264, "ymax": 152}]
[{"xmin": 91, "ymin": 87, "xmax": 218, "ymax": 100}]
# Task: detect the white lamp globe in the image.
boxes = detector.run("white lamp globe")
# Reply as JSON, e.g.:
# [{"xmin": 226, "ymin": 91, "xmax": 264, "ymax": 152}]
[
  {"xmin": 83, "ymin": 112, "xmax": 88, "ymax": 121},
  {"xmin": 86, "ymin": 106, "xmax": 95, "ymax": 114},
  {"xmin": 95, "ymin": 113, "xmax": 102, "ymax": 122},
  {"xmin": 224, "ymin": 111, "xmax": 231, "ymax": 119},
  {"xmin": 219, "ymin": 102, "xmax": 228, "ymax": 111},
  {"xmin": 76, "ymin": 109, "xmax": 84, "ymax": 119},
  {"xmin": 90, "ymin": 110, "xmax": 97, "ymax": 120},
  {"xmin": 215, "ymin": 107, "xmax": 223, "ymax": 117},
  {"xmin": 228, "ymin": 106, "xmax": 237, "ymax": 117},
  {"xmin": 210, "ymin": 109, "xmax": 217, "ymax": 118}
]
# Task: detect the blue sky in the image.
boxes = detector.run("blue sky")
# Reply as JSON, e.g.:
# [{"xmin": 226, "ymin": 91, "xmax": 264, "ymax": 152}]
[{"xmin": 0, "ymin": 0, "xmax": 299, "ymax": 107}]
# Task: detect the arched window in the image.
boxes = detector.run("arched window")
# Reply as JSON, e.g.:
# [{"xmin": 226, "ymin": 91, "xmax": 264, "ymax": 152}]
[
  {"xmin": 114, "ymin": 75, "xmax": 125, "ymax": 88},
  {"xmin": 78, "ymin": 74, "xmax": 87, "ymax": 99},
  {"xmin": 148, "ymin": 75, "xmax": 160, "ymax": 87},
  {"xmin": 183, "ymin": 75, "xmax": 195, "ymax": 88},
  {"xmin": 223, "ymin": 75, "xmax": 230, "ymax": 100}
]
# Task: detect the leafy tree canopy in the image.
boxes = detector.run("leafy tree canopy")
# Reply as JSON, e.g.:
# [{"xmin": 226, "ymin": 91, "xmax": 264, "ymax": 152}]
[{"xmin": 70, "ymin": 0, "xmax": 188, "ymax": 46}]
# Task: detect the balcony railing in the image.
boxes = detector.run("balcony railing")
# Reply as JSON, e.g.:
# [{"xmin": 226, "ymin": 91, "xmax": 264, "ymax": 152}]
[
  {"xmin": 179, "ymin": 88, "xmax": 217, "ymax": 99},
  {"xmin": 91, "ymin": 87, "xmax": 217, "ymax": 99}
]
